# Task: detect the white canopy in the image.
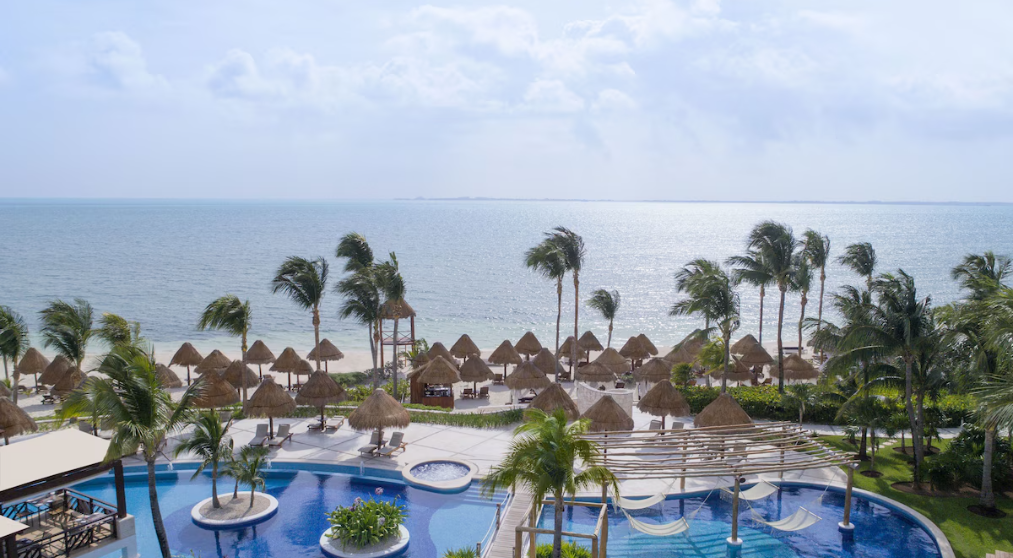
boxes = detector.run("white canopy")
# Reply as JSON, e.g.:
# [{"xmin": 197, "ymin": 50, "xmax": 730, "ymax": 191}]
[{"xmin": 0, "ymin": 430, "xmax": 111, "ymax": 494}]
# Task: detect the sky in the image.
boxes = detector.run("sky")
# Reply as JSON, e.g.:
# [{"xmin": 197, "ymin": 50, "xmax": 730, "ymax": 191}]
[{"xmin": 1, "ymin": 0, "xmax": 1011, "ymax": 201}]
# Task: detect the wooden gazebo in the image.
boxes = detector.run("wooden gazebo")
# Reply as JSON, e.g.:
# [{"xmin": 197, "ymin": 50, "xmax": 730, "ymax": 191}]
[{"xmin": 379, "ymin": 300, "xmax": 416, "ymax": 367}]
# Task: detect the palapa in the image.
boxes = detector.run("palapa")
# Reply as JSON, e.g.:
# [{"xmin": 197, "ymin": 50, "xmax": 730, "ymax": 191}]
[
  {"xmin": 619, "ymin": 336, "xmax": 651, "ymax": 361},
  {"xmin": 581, "ymin": 395, "xmax": 634, "ymax": 433},
  {"xmin": 155, "ymin": 364, "xmax": 183, "ymax": 389},
  {"xmin": 295, "ymin": 370, "xmax": 347, "ymax": 428},
  {"xmin": 348, "ymin": 389, "xmax": 411, "ymax": 453},
  {"xmin": 708, "ymin": 357, "xmax": 754, "ymax": 384},
  {"xmin": 459, "ymin": 356, "xmax": 494, "ymax": 390},
  {"xmin": 38, "ymin": 355, "xmax": 72, "ymax": 386},
  {"xmin": 380, "ymin": 299, "xmax": 416, "ymax": 320},
  {"xmin": 50, "ymin": 368, "xmax": 86, "ymax": 397},
  {"xmin": 307, "ymin": 339, "xmax": 344, "ymax": 372},
  {"xmin": 531, "ymin": 348, "xmax": 561, "ymax": 378},
  {"xmin": 413, "ymin": 356, "xmax": 461, "ymax": 385},
  {"xmin": 0, "ymin": 383, "xmax": 9, "ymax": 398},
  {"xmin": 729, "ymin": 334, "xmax": 774, "ymax": 367},
  {"xmin": 195, "ymin": 349, "xmax": 231, "ymax": 375},
  {"xmin": 170, "ymin": 342, "xmax": 203, "ymax": 385},
  {"xmin": 223, "ymin": 360, "xmax": 260, "ymax": 390},
  {"xmin": 505, "ymin": 361, "xmax": 550, "ymax": 391},
  {"xmin": 15, "ymin": 347, "xmax": 50, "ymax": 382},
  {"xmin": 593, "ymin": 348, "xmax": 629, "ymax": 375},
  {"xmin": 637, "ymin": 381, "xmax": 690, "ymax": 427},
  {"xmin": 636, "ymin": 334, "xmax": 659, "ymax": 356},
  {"xmin": 192, "ymin": 371, "xmax": 240, "ymax": 409},
  {"xmin": 449, "ymin": 334, "xmax": 482, "ymax": 359},
  {"xmin": 663, "ymin": 333, "xmax": 706, "ymax": 365},
  {"xmin": 270, "ymin": 347, "xmax": 302, "ymax": 390},
  {"xmin": 575, "ymin": 361, "xmax": 616, "ymax": 384},
  {"xmin": 245, "ymin": 377, "xmax": 296, "ymax": 438},
  {"xmin": 693, "ymin": 392, "xmax": 753, "ymax": 428},
  {"xmin": 632, "ymin": 358, "xmax": 674, "ymax": 383},
  {"xmin": 781, "ymin": 353, "xmax": 820, "ymax": 381},
  {"xmin": 291, "ymin": 359, "xmax": 314, "ymax": 389},
  {"xmin": 556, "ymin": 337, "xmax": 587, "ymax": 361},
  {"xmin": 245, "ymin": 340, "xmax": 275, "ymax": 380},
  {"xmin": 427, "ymin": 342, "xmax": 456, "ymax": 364},
  {"xmin": 514, "ymin": 332, "xmax": 542, "ymax": 357},
  {"xmin": 528, "ymin": 383, "xmax": 579, "ymax": 421},
  {"xmin": 0, "ymin": 396, "xmax": 38, "ymax": 443},
  {"xmin": 578, "ymin": 330, "xmax": 604, "ymax": 352}
]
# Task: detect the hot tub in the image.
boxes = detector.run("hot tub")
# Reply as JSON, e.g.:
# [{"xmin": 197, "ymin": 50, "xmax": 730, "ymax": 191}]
[{"xmin": 401, "ymin": 460, "xmax": 478, "ymax": 493}]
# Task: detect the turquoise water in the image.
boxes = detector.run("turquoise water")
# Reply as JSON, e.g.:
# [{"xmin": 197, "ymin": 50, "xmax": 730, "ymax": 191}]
[
  {"xmin": 2, "ymin": 199, "xmax": 1012, "ymax": 358},
  {"xmin": 74, "ymin": 467, "xmax": 503, "ymax": 558},
  {"xmin": 535, "ymin": 485, "xmax": 940, "ymax": 558}
]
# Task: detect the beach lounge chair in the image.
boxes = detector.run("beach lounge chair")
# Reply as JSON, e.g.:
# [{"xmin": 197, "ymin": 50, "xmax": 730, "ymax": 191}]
[
  {"xmin": 358, "ymin": 431, "xmax": 383, "ymax": 456},
  {"xmin": 248, "ymin": 424, "xmax": 269, "ymax": 447},
  {"xmin": 478, "ymin": 386, "xmax": 489, "ymax": 398},
  {"xmin": 493, "ymin": 374, "xmax": 504, "ymax": 385},
  {"xmin": 648, "ymin": 419, "xmax": 663, "ymax": 432},
  {"xmin": 378, "ymin": 432, "xmax": 407, "ymax": 458},
  {"xmin": 462, "ymin": 387, "xmax": 474, "ymax": 399},
  {"xmin": 324, "ymin": 416, "xmax": 345, "ymax": 432},
  {"xmin": 268, "ymin": 424, "xmax": 293, "ymax": 447}
]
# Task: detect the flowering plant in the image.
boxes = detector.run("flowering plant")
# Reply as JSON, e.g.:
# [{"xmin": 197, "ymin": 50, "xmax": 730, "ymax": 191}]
[{"xmin": 326, "ymin": 497, "xmax": 405, "ymax": 548}]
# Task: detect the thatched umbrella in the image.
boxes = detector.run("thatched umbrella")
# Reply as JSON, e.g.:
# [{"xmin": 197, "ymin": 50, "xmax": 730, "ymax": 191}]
[
  {"xmin": 449, "ymin": 334, "xmax": 482, "ymax": 360},
  {"xmin": 488, "ymin": 340, "xmax": 522, "ymax": 376},
  {"xmin": 50, "ymin": 368, "xmax": 86, "ymax": 398},
  {"xmin": 532, "ymin": 348, "xmax": 561, "ymax": 379},
  {"xmin": 155, "ymin": 364, "xmax": 183, "ymax": 389},
  {"xmin": 619, "ymin": 336, "xmax": 651, "ymax": 363},
  {"xmin": 782, "ymin": 354, "xmax": 819, "ymax": 382},
  {"xmin": 459, "ymin": 356, "xmax": 494, "ymax": 392},
  {"xmin": 245, "ymin": 376, "xmax": 296, "ymax": 438},
  {"xmin": 192, "ymin": 371, "xmax": 240, "ymax": 410},
  {"xmin": 223, "ymin": 360, "xmax": 260, "ymax": 391},
  {"xmin": 693, "ymin": 393, "xmax": 753, "ymax": 428},
  {"xmin": 170, "ymin": 342, "xmax": 204, "ymax": 385},
  {"xmin": 15, "ymin": 348, "xmax": 49, "ymax": 389},
  {"xmin": 637, "ymin": 381, "xmax": 690, "ymax": 428},
  {"xmin": 729, "ymin": 334, "xmax": 774, "ymax": 367},
  {"xmin": 195, "ymin": 349, "xmax": 232, "ymax": 376},
  {"xmin": 296, "ymin": 370, "xmax": 347, "ymax": 428},
  {"xmin": 575, "ymin": 362, "xmax": 616, "ymax": 385},
  {"xmin": 0, "ymin": 396, "xmax": 38, "ymax": 444},
  {"xmin": 38, "ymin": 355, "xmax": 72, "ymax": 386},
  {"xmin": 708, "ymin": 357, "xmax": 754, "ymax": 385},
  {"xmin": 637, "ymin": 334, "xmax": 659, "ymax": 356},
  {"xmin": 594, "ymin": 348, "xmax": 629, "ymax": 376},
  {"xmin": 348, "ymin": 389, "xmax": 411, "ymax": 453},
  {"xmin": 245, "ymin": 340, "xmax": 276, "ymax": 380},
  {"xmin": 515, "ymin": 332, "xmax": 542, "ymax": 359},
  {"xmin": 307, "ymin": 339, "xmax": 344, "ymax": 373},
  {"xmin": 578, "ymin": 330, "xmax": 604, "ymax": 353},
  {"xmin": 428, "ymin": 342, "xmax": 455, "ymax": 364},
  {"xmin": 556, "ymin": 336, "xmax": 587, "ymax": 362},
  {"xmin": 633, "ymin": 358, "xmax": 674, "ymax": 384},
  {"xmin": 270, "ymin": 347, "xmax": 302, "ymax": 390},
  {"xmin": 292, "ymin": 359, "xmax": 314, "ymax": 389},
  {"xmin": 0, "ymin": 383, "xmax": 9, "ymax": 398},
  {"xmin": 581, "ymin": 395, "xmax": 633, "ymax": 432},
  {"xmin": 663, "ymin": 333, "xmax": 706, "ymax": 366},
  {"xmin": 528, "ymin": 383, "xmax": 579, "ymax": 421},
  {"xmin": 505, "ymin": 361, "xmax": 550, "ymax": 392}
]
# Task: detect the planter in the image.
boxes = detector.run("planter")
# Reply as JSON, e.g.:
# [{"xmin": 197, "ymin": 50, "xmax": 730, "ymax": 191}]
[
  {"xmin": 191, "ymin": 493, "xmax": 278, "ymax": 530},
  {"xmin": 319, "ymin": 525, "xmax": 409, "ymax": 558}
]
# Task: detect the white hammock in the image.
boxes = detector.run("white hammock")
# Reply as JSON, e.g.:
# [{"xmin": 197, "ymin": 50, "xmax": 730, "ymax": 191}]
[
  {"xmin": 623, "ymin": 512, "xmax": 690, "ymax": 536},
  {"xmin": 720, "ymin": 480, "xmax": 779, "ymax": 502},
  {"xmin": 617, "ymin": 493, "xmax": 666, "ymax": 510},
  {"xmin": 751, "ymin": 507, "xmax": 822, "ymax": 531}
]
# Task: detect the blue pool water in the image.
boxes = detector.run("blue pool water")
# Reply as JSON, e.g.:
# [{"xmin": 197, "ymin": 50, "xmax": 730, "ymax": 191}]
[
  {"xmin": 536, "ymin": 485, "xmax": 941, "ymax": 558},
  {"xmin": 74, "ymin": 467, "xmax": 503, "ymax": 558}
]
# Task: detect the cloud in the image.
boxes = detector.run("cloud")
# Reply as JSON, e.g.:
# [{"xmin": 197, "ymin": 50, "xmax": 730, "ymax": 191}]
[
  {"xmin": 207, "ymin": 49, "xmax": 279, "ymax": 99},
  {"xmin": 593, "ymin": 89, "xmax": 638, "ymax": 111},
  {"xmin": 84, "ymin": 32, "xmax": 165, "ymax": 90},
  {"xmin": 523, "ymin": 79, "xmax": 585, "ymax": 112}
]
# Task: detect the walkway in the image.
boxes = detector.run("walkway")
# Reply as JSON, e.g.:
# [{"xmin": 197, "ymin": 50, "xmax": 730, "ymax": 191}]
[{"xmin": 485, "ymin": 490, "xmax": 533, "ymax": 558}]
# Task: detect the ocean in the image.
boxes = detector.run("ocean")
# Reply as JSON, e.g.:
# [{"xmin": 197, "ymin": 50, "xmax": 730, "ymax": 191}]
[{"xmin": 2, "ymin": 199, "xmax": 1011, "ymax": 367}]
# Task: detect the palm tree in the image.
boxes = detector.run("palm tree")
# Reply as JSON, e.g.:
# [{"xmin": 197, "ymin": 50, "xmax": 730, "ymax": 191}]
[
  {"xmin": 791, "ymin": 258, "xmax": 813, "ymax": 352},
  {"xmin": 802, "ymin": 230, "xmax": 831, "ymax": 359},
  {"xmin": 548, "ymin": 228, "xmax": 586, "ymax": 375},
  {"xmin": 60, "ymin": 377, "xmax": 106, "ymax": 436},
  {"xmin": 670, "ymin": 261, "xmax": 740, "ymax": 393},
  {"xmin": 376, "ymin": 254, "xmax": 407, "ymax": 395},
  {"xmin": 977, "ymin": 370, "xmax": 1013, "ymax": 510},
  {"xmin": 197, "ymin": 295, "xmax": 253, "ymax": 403},
  {"xmin": 272, "ymin": 256, "xmax": 329, "ymax": 371},
  {"xmin": 88, "ymin": 344, "xmax": 201, "ymax": 558},
  {"xmin": 96, "ymin": 313, "xmax": 142, "ymax": 348},
  {"xmin": 335, "ymin": 232, "xmax": 375, "ymax": 274},
  {"xmin": 525, "ymin": 240, "xmax": 568, "ymax": 355},
  {"xmin": 951, "ymin": 251, "xmax": 1012, "ymax": 301},
  {"xmin": 39, "ymin": 298, "xmax": 94, "ymax": 371},
  {"xmin": 228, "ymin": 445, "xmax": 269, "ymax": 509},
  {"xmin": 729, "ymin": 221, "xmax": 798, "ymax": 393},
  {"xmin": 174, "ymin": 410, "xmax": 234, "ymax": 509},
  {"xmin": 587, "ymin": 289, "xmax": 620, "ymax": 348},
  {"xmin": 727, "ymin": 249, "xmax": 772, "ymax": 345},
  {"xmin": 0, "ymin": 306, "xmax": 29, "ymax": 394},
  {"xmin": 783, "ymin": 383, "xmax": 837, "ymax": 426},
  {"xmin": 674, "ymin": 259, "xmax": 724, "ymax": 330},
  {"xmin": 482, "ymin": 408, "xmax": 616, "ymax": 558},
  {"xmin": 840, "ymin": 242, "xmax": 877, "ymax": 291},
  {"xmin": 337, "ymin": 272, "xmax": 382, "ymax": 388}
]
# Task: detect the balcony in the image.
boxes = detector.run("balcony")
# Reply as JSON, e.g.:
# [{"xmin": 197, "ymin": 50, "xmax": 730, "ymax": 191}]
[{"xmin": 2, "ymin": 489, "xmax": 118, "ymax": 558}]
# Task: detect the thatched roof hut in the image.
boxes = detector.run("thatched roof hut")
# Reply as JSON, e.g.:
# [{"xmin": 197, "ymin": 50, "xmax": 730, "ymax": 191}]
[
  {"xmin": 15, "ymin": 348, "xmax": 49, "ymax": 377},
  {"xmin": 223, "ymin": 360, "xmax": 260, "ymax": 390},
  {"xmin": 575, "ymin": 362, "xmax": 616, "ymax": 384},
  {"xmin": 413, "ymin": 356, "xmax": 461, "ymax": 385},
  {"xmin": 782, "ymin": 353, "xmax": 819, "ymax": 381},
  {"xmin": 528, "ymin": 383, "xmax": 579, "ymax": 421},
  {"xmin": 427, "ymin": 342, "xmax": 455, "ymax": 364},
  {"xmin": 578, "ymin": 331, "xmax": 604, "ymax": 352},
  {"xmin": 449, "ymin": 334, "xmax": 481, "ymax": 359},
  {"xmin": 708, "ymin": 358, "xmax": 754, "ymax": 383},
  {"xmin": 245, "ymin": 377, "xmax": 296, "ymax": 437},
  {"xmin": 459, "ymin": 356, "xmax": 494, "ymax": 384},
  {"xmin": 557, "ymin": 337, "xmax": 587, "ymax": 361},
  {"xmin": 155, "ymin": 364, "xmax": 183, "ymax": 389},
  {"xmin": 195, "ymin": 349, "xmax": 232, "ymax": 375},
  {"xmin": 488, "ymin": 341, "xmax": 522, "ymax": 365},
  {"xmin": 515, "ymin": 332, "xmax": 542, "ymax": 357},
  {"xmin": 532, "ymin": 348, "xmax": 560, "ymax": 378},
  {"xmin": 581, "ymin": 395, "xmax": 633, "ymax": 432},
  {"xmin": 307, "ymin": 339, "xmax": 344, "ymax": 372},
  {"xmin": 505, "ymin": 361, "xmax": 551, "ymax": 391},
  {"xmin": 349, "ymin": 389, "xmax": 410, "ymax": 451},
  {"xmin": 50, "ymin": 368, "xmax": 86, "ymax": 397},
  {"xmin": 693, "ymin": 393, "xmax": 753, "ymax": 428},
  {"xmin": 663, "ymin": 333, "xmax": 706, "ymax": 366},
  {"xmin": 632, "ymin": 358, "xmax": 673, "ymax": 383},
  {"xmin": 295, "ymin": 370, "xmax": 347, "ymax": 427},
  {"xmin": 619, "ymin": 336, "xmax": 651, "ymax": 361},
  {"xmin": 38, "ymin": 355, "xmax": 72, "ymax": 386},
  {"xmin": 380, "ymin": 299, "xmax": 416, "ymax": 320},
  {"xmin": 637, "ymin": 381, "xmax": 690, "ymax": 425},
  {"xmin": 0, "ymin": 396, "xmax": 38, "ymax": 442},
  {"xmin": 271, "ymin": 347, "xmax": 302, "ymax": 372},
  {"xmin": 245, "ymin": 340, "xmax": 275, "ymax": 364},
  {"xmin": 729, "ymin": 334, "xmax": 774, "ymax": 367},
  {"xmin": 170, "ymin": 342, "xmax": 203, "ymax": 367},
  {"xmin": 192, "ymin": 371, "xmax": 240, "ymax": 409},
  {"xmin": 637, "ymin": 334, "xmax": 659, "ymax": 356},
  {"xmin": 593, "ymin": 348, "xmax": 629, "ymax": 375},
  {"xmin": 293, "ymin": 359, "xmax": 314, "ymax": 377}
]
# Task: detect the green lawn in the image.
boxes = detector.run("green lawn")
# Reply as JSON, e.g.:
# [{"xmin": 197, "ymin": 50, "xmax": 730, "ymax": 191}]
[{"xmin": 822, "ymin": 435, "xmax": 1013, "ymax": 558}]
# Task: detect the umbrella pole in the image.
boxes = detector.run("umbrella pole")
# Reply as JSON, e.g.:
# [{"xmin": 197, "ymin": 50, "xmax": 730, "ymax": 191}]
[
  {"xmin": 258, "ymin": 364, "xmax": 263, "ymax": 381},
  {"xmin": 320, "ymin": 406, "xmax": 326, "ymax": 428},
  {"xmin": 325, "ymin": 361, "xmax": 329, "ymax": 373},
  {"xmin": 288, "ymin": 372, "xmax": 292, "ymax": 390},
  {"xmin": 269, "ymin": 417, "xmax": 275, "ymax": 439},
  {"xmin": 186, "ymin": 365, "xmax": 191, "ymax": 386}
]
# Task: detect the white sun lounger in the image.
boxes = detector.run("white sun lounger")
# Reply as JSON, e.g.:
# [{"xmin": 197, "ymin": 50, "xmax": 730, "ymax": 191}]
[{"xmin": 248, "ymin": 424, "xmax": 269, "ymax": 447}]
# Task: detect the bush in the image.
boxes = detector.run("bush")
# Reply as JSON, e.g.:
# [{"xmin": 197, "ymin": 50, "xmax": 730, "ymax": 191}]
[
  {"xmin": 330, "ymin": 372, "xmax": 370, "ymax": 388},
  {"xmin": 443, "ymin": 548, "xmax": 478, "ymax": 558},
  {"xmin": 536, "ymin": 542, "xmax": 592, "ymax": 558},
  {"xmin": 926, "ymin": 425, "xmax": 1013, "ymax": 491},
  {"xmin": 326, "ymin": 497, "xmax": 405, "ymax": 549}
]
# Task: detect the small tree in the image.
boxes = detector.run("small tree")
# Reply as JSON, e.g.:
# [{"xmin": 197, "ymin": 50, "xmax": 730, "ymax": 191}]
[
  {"xmin": 671, "ymin": 363, "xmax": 693, "ymax": 388},
  {"xmin": 228, "ymin": 445, "xmax": 269, "ymax": 509},
  {"xmin": 174, "ymin": 410, "xmax": 233, "ymax": 509}
]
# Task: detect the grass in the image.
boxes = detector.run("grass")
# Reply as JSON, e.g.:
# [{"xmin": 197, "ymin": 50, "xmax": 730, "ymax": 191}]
[{"xmin": 822, "ymin": 435, "xmax": 1013, "ymax": 558}]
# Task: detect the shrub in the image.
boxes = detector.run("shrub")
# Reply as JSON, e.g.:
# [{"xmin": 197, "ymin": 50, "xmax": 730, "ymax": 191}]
[
  {"xmin": 330, "ymin": 372, "xmax": 370, "ymax": 388},
  {"xmin": 536, "ymin": 542, "xmax": 592, "ymax": 558},
  {"xmin": 443, "ymin": 548, "xmax": 478, "ymax": 558},
  {"xmin": 926, "ymin": 425, "xmax": 1013, "ymax": 491},
  {"xmin": 326, "ymin": 497, "xmax": 405, "ymax": 549}
]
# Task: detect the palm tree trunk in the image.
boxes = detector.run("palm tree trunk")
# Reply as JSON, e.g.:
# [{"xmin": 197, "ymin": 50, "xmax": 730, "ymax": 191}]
[
  {"xmin": 904, "ymin": 358, "xmax": 923, "ymax": 489},
  {"xmin": 572, "ymin": 273, "xmax": 579, "ymax": 382},
  {"xmin": 212, "ymin": 461, "xmax": 220, "ymax": 508},
  {"xmin": 2, "ymin": 357, "xmax": 7, "ymax": 380},
  {"xmin": 758, "ymin": 284, "xmax": 765, "ymax": 344},
  {"xmin": 555, "ymin": 278, "xmax": 563, "ymax": 357},
  {"xmin": 776, "ymin": 286, "xmax": 786, "ymax": 394},
  {"xmin": 233, "ymin": 478, "xmax": 239, "ymax": 499},
  {"xmin": 721, "ymin": 329, "xmax": 731, "ymax": 394},
  {"xmin": 147, "ymin": 457, "xmax": 172, "ymax": 558},
  {"xmin": 11, "ymin": 371, "xmax": 20, "ymax": 404},
  {"xmin": 312, "ymin": 305, "xmax": 322, "ymax": 372},
  {"xmin": 392, "ymin": 318, "xmax": 399, "ymax": 397},
  {"xmin": 368, "ymin": 323, "xmax": 379, "ymax": 389},
  {"xmin": 817, "ymin": 268, "xmax": 826, "ymax": 362},
  {"xmin": 607, "ymin": 318, "xmax": 613, "ymax": 349},
  {"xmin": 798, "ymin": 292, "xmax": 807, "ymax": 353},
  {"xmin": 552, "ymin": 495, "xmax": 564, "ymax": 558},
  {"xmin": 249, "ymin": 485, "xmax": 256, "ymax": 509},
  {"xmin": 981, "ymin": 424, "xmax": 996, "ymax": 508},
  {"xmin": 241, "ymin": 331, "xmax": 249, "ymax": 404},
  {"xmin": 870, "ymin": 430, "xmax": 877, "ymax": 472},
  {"xmin": 858, "ymin": 427, "xmax": 868, "ymax": 460}
]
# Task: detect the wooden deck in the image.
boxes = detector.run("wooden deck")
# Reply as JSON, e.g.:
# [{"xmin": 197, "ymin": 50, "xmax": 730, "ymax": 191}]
[{"xmin": 485, "ymin": 490, "xmax": 534, "ymax": 558}]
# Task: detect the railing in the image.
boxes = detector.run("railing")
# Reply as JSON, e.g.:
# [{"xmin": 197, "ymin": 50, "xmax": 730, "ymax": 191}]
[
  {"xmin": 1, "ymin": 489, "xmax": 118, "ymax": 558},
  {"xmin": 514, "ymin": 498, "xmax": 608, "ymax": 558},
  {"xmin": 477, "ymin": 487, "xmax": 515, "ymax": 557}
]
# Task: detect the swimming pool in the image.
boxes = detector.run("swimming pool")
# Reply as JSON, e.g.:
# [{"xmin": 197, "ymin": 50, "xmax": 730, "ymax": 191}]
[
  {"xmin": 535, "ymin": 484, "xmax": 943, "ymax": 558},
  {"xmin": 74, "ymin": 464, "xmax": 505, "ymax": 558}
]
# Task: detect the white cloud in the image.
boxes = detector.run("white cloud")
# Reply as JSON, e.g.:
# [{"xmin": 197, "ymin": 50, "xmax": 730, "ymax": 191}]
[
  {"xmin": 207, "ymin": 49, "xmax": 280, "ymax": 99},
  {"xmin": 523, "ymin": 79, "xmax": 585, "ymax": 112},
  {"xmin": 408, "ymin": 5, "xmax": 538, "ymax": 56},
  {"xmin": 84, "ymin": 32, "xmax": 165, "ymax": 90},
  {"xmin": 593, "ymin": 89, "xmax": 638, "ymax": 111}
]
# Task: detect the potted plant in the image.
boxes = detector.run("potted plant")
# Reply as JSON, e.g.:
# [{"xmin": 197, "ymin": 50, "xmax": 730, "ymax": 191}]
[{"xmin": 324, "ymin": 496, "xmax": 407, "ymax": 552}]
